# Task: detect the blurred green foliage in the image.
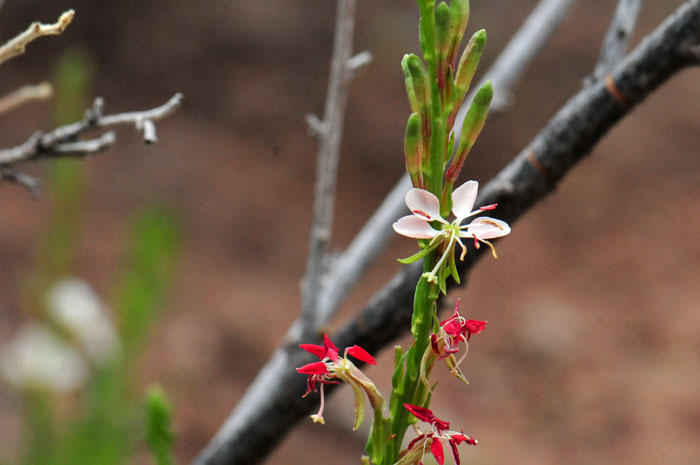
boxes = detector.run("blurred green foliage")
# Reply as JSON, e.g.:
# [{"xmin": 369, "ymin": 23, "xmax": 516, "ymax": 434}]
[
  {"xmin": 145, "ymin": 385, "xmax": 176, "ymax": 465},
  {"xmin": 6, "ymin": 48, "xmax": 181, "ymax": 465}
]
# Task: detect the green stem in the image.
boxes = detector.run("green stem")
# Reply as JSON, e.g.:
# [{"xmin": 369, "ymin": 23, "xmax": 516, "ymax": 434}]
[{"xmin": 387, "ymin": 252, "xmax": 439, "ymax": 462}]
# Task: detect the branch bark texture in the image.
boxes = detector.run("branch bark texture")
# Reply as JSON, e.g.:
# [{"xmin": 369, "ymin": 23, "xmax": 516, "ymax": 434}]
[{"xmin": 192, "ymin": 1, "xmax": 700, "ymax": 464}]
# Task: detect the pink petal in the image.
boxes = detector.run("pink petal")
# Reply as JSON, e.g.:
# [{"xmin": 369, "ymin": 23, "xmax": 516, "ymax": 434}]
[
  {"xmin": 430, "ymin": 438, "xmax": 445, "ymax": 465},
  {"xmin": 405, "ymin": 188, "xmax": 444, "ymax": 222},
  {"xmin": 346, "ymin": 345, "xmax": 377, "ymax": 365},
  {"xmin": 451, "ymin": 181, "xmax": 479, "ymax": 221},
  {"xmin": 299, "ymin": 343, "xmax": 327, "ymax": 359},
  {"xmin": 465, "ymin": 217, "xmax": 511, "ymax": 239},
  {"xmin": 393, "ymin": 215, "xmax": 439, "ymax": 239}
]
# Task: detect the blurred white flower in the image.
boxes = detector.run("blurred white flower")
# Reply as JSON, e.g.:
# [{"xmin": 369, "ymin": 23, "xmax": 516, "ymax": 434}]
[
  {"xmin": 0, "ymin": 324, "xmax": 87, "ymax": 392},
  {"xmin": 47, "ymin": 278, "xmax": 121, "ymax": 364}
]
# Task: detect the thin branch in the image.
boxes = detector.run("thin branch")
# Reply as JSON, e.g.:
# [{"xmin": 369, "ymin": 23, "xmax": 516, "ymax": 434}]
[
  {"xmin": 0, "ymin": 82, "xmax": 53, "ymax": 115},
  {"xmin": 300, "ymin": 0, "xmax": 365, "ymax": 341},
  {"xmin": 190, "ymin": 1, "xmax": 700, "ymax": 464},
  {"xmin": 0, "ymin": 93, "xmax": 182, "ymax": 191},
  {"xmin": 591, "ymin": 0, "xmax": 644, "ymax": 82},
  {"xmin": 0, "ymin": 10, "xmax": 74, "ymax": 66}
]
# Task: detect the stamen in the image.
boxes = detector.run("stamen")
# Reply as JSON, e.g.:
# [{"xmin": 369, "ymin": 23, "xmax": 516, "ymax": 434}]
[
  {"xmin": 311, "ymin": 385, "xmax": 326, "ymax": 424},
  {"xmin": 479, "ymin": 204, "xmax": 497, "ymax": 210}
]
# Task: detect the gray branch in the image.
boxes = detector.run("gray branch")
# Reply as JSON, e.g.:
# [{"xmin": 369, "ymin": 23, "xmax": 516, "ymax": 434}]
[
  {"xmin": 190, "ymin": 1, "xmax": 700, "ymax": 464},
  {"xmin": 592, "ymin": 0, "xmax": 644, "ymax": 82},
  {"xmin": 0, "ymin": 93, "xmax": 182, "ymax": 191},
  {"xmin": 300, "ymin": 0, "xmax": 366, "ymax": 341}
]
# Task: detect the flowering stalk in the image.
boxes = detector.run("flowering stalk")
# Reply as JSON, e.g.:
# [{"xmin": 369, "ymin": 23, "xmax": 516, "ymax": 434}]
[{"xmin": 296, "ymin": 2, "xmax": 510, "ymax": 464}]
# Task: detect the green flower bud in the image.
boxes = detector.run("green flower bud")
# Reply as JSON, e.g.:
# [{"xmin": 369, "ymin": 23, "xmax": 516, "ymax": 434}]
[
  {"xmin": 435, "ymin": 2, "xmax": 452, "ymax": 87},
  {"xmin": 455, "ymin": 29, "xmax": 486, "ymax": 100},
  {"xmin": 448, "ymin": 0, "xmax": 470, "ymax": 66},
  {"xmin": 445, "ymin": 80, "xmax": 492, "ymax": 185},
  {"xmin": 402, "ymin": 54, "xmax": 431, "ymax": 115},
  {"xmin": 404, "ymin": 112, "xmax": 424, "ymax": 188}
]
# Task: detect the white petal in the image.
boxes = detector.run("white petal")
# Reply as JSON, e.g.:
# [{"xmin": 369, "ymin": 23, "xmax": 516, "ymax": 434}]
[
  {"xmin": 405, "ymin": 188, "xmax": 445, "ymax": 223},
  {"xmin": 393, "ymin": 215, "xmax": 439, "ymax": 239},
  {"xmin": 465, "ymin": 217, "xmax": 511, "ymax": 239},
  {"xmin": 451, "ymin": 181, "xmax": 479, "ymax": 221}
]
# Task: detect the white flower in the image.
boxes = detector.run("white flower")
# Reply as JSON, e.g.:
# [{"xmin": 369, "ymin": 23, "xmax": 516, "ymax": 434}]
[
  {"xmin": 393, "ymin": 181, "xmax": 510, "ymax": 284},
  {"xmin": 47, "ymin": 278, "xmax": 121, "ymax": 364},
  {"xmin": 0, "ymin": 324, "xmax": 87, "ymax": 392}
]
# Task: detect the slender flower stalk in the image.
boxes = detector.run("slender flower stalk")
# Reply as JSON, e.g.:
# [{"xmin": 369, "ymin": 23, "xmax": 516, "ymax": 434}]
[{"xmin": 296, "ymin": 2, "xmax": 510, "ymax": 464}]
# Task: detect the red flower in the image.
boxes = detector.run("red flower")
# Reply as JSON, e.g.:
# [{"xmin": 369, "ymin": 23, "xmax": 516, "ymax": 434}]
[
  {"xmin": 399, "ymin": 404, "xmax": 477, "ymax": 465},
  {"xmin": 422, "ymin": 299, "xmax": 486, "ymax": 386},
  {"xmin": 296, "ymin": 334, "xmax": 382, "ymax": 429}
]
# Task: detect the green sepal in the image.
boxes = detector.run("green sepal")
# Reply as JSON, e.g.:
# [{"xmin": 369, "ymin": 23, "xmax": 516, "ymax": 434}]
[
  {"xmin": 419, "ymin": 340, "xmax": 438, "ymax": 389},
  {"xmin": 391, "ymin": 345, "xmax": 407, "ymax": 393},
  {"xmin": 448, "ymin": 246, "xmax": 461, "ymax": 284},
  {"xmin": 438, "ymin": 262, "xmax": 447, "ymax": 295},
  {"xmin": 397, "ymin": 239, "xmax": 441, "ymax": 264},
  {"xmin": 446, "ymin": 354, "xmax": 470, "ymax": 384},
  {"xmin": 351, "ymin": 381, "xmax": 366, "ymax": 431}
]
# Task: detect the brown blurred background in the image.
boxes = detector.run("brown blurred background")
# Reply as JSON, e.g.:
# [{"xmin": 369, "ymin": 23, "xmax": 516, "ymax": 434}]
[{"xmin": 0, "ymin": 1, "xmax": 699, "ymax": 464}]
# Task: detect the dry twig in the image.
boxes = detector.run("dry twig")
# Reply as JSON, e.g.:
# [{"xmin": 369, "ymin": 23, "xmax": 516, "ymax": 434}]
[
  {"xmin": 0, "ymin": 10, "xmax": 75, "ymax": 66},
  {"xmin": 591, "ymin": 0, "xmax": 644, "ymax": 82},
  {"xmin": 0, "ymin": 82, "xmax": 53, "ymax": 115},
  {"xmin": 0, "ymin": 93, "xmax": 183, "ymax": 191}
]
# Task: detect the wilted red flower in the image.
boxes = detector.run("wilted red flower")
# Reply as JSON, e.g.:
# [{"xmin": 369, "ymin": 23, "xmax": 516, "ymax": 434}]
[
  {"xmin": 397, "ymin": 403, "xmax": 477, "ymax": 465},
  {"xmin": 297, "ymin": 334, "xmax": 382, "ymax": 429}
]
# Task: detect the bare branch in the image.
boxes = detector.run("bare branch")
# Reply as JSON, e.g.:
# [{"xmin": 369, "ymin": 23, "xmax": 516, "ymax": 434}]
[
  {"xmin": 0, "ymin": 93, "xmax": 182, "ymax": 191},
  {"xmin": 0, "ymin": 169, "xmax": 40, "ymax": 195},
  {"xmin": 299, "ymin": 0, "xmax": 361, "ymax": 341},
  {"xmin": 0, "ymin": 82, "xmax": 53, "ymax": 115},
  {"xmin": 0, "ymin": 10, "xmax": 74, "ymax": 66},
  {"xmin": 591, "ymin": 0, "xmax": 644, "ymax": 82},
  {"xmin": 190, "ymin": 1, "xmax": 700, "ymax": 464}
]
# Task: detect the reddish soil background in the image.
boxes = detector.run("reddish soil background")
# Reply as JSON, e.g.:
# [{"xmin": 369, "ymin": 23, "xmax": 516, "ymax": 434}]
[{"xmin": 1, "ymin": 1, "xmax": 699, "ymax": 464}]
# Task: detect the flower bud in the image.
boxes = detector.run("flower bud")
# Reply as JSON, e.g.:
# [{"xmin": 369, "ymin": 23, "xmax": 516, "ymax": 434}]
[
  {"xmin": 448, "ymin": 0, "xmax": 470, "ymax": 66},
  {"xmin": 404, "ymin": 112, "xmax": 424, "ymax": 188},
  {"xmin": 402, "ymin": 54, "xmax": 431, "ymax": 116},
  {"xmin": 434, "ymin": 2, "xmax": 452, "ymax": 88},
  {"xmin": 454, "ymin": 29, "xmax": 486, "ymax": 102},
  {"xmin": 445, "ymin": 80, "xmax": 492, "ymax": 185}
]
